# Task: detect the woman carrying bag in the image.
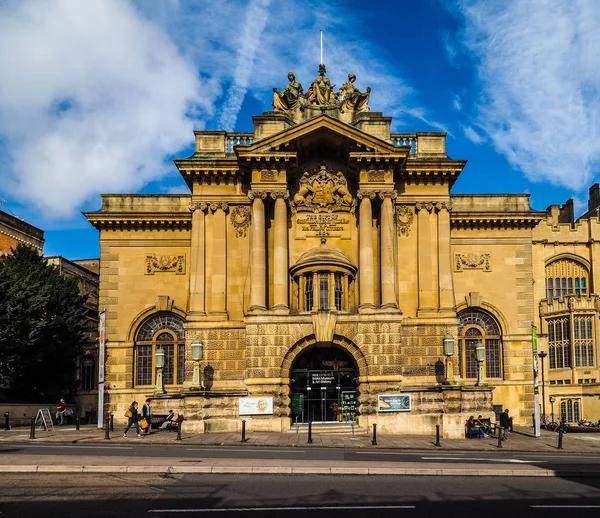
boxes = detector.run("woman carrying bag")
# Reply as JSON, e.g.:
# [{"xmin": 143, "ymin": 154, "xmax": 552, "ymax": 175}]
[{"xmin": 123, "ymin": 401, "xmax": 142, "ymax": 438}]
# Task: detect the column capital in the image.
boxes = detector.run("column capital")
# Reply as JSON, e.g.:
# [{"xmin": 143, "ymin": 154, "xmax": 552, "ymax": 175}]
[
  {"xmin": 270, "ymin": 190, "xmax": 290, "ymax": 200},
  {"xmin": 378, "ymin": 191, "xmax": 398, "ymax": 201},
  {"xmin": 209, "ymin": 202, "xmax": 229, "ymax": 213},
  {"xmin": 415, "ymin": 201, "xmax": 434, "ymax": 213},
  {"xmin": 248, "ymin": 191, "xmax": 268, "ymax": 201},
  {"xmin": 357, "ymin": 190, "xmax": 376, "ymax": 200},
  {"xmin": 437, "ymin": 201, "xmax": 453, "ymax": 212},
  {"xmin": 189, "ymin": 201, "xmax": 208, "ymax": 213}
]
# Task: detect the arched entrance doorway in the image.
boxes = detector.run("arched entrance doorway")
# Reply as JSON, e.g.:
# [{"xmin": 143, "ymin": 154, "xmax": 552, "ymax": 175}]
[{"xmin": 290, "ymin": 346, "xmax": 358, "ymax": 424}]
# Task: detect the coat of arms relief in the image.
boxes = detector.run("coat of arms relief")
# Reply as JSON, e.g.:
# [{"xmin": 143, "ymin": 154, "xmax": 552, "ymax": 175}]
[{"xmin": 290, "ymin": 163, "xmax": 355, "ymax": 214}]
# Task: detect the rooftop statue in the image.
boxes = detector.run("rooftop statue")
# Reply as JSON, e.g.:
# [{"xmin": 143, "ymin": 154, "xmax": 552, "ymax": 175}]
[
  {"xmin": 338, "ymin": 73, "xmax": 370, "ymax": 114},
  {"xmin": 272, "ymin": 72, "xmax": 305, "ymax": 112},
  {"xmin": 306, "ymin": 63, "xmax": 337, "ymax": 106}
]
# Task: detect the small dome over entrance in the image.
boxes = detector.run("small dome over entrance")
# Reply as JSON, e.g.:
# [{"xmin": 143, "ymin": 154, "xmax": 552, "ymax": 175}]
[{"xmin": 290, "ymin": 238, "xmax": 357, "ymax": 277}]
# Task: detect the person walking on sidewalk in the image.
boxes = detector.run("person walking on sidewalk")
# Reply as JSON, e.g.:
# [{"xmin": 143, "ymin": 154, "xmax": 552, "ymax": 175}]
[
  {"xmin": 141, "ymin": 399, "xmax": 152, "ymax": 435},
  {"xmin": 123, "ymin": 401, "xmax": 141, "ymax": 438},
  {"xmin": 55, "ymin": 398, "xmax": 67, "ymax": 426},
  {"xmin": 500, "ymin": 408, "xmax": 511, "ymax": 441}
]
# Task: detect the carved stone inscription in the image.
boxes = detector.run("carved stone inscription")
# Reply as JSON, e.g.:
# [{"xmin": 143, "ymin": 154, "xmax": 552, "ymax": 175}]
[{"xmin": 296, "ymin": 213, "xmax": 351, "ymax": 238}]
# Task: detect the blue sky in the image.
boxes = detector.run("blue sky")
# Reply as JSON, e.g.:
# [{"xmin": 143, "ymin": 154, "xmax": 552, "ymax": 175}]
[{"xmin": 0, "ymin": 0, "xmax": 599, "ymax": 259}]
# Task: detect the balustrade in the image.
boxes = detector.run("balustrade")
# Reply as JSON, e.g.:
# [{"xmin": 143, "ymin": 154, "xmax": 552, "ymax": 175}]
[
  {"xmin": 226, "ymin": 133, "xmax": 253, "ymax": 153},
  {"xmin": 390, "ymin": 134, "xmax": 416, "ymax": 154}
]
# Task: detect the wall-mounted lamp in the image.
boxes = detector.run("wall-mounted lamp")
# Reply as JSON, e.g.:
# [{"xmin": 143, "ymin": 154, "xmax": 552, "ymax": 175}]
[
  {"xmin": 443, "ymin": 333, "xmax": 455, "ymax": 382},
  {"xmin": 191, "ymin": 338, "xmax": 204, "ymax": 388},
  {"xmin": 475, "ymin": 341, "xmax": 485, "ymax": 386},
  {"xmin": 155, "ymin": 347, "xmax": 165, "ymax": 394}
]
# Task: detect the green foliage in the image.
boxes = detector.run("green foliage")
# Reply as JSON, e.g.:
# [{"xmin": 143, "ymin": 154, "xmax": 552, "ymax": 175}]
[{"xmin": 0, "ymin": 244, "xmax": 88, "ymax": 398}]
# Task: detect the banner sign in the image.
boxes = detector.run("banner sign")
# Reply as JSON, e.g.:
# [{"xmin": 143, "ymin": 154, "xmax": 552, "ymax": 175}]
[
  {"xmin": 377, "ymin": 394, "xmax": 411, "ymax": 412},
  {"xmin": 532, "ymin": 325, "xmax": 541, "ymax": 437},
  {"xmin": 97, "ymin": 309, "xmax": 106, "ymax": 429},
  {"xmin": 239, "ymin": 397, "xmax": 274, "ymax": 416}
]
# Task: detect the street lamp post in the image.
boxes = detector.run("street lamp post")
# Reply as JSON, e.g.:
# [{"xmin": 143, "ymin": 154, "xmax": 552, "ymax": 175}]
[
  {"xmin": 191, "ymin": 338, "xmax": 204, "ymax": 389},
  {"xmin": 538, "ymin": 351, "xmax": 547, "ymax": 422},
  {"xmin": 443, "ymin": 333, "xmax": 455, "ymax": 383},
  {"xmin": 475, "ymin": 341, "xmax": 485, "ymax": 386},
  {"xmin": 155, "ymin": 347, "xmax": 165, "ymax": 395},
  {"xmin": 549, "ymin": 396, "xmax": 556, "ymax": 423}
]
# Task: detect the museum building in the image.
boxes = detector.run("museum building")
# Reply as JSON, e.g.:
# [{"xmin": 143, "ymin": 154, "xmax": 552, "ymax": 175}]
[{"xmin": 85, "ymin": 67, "xmax": 600, "ymax": 438}]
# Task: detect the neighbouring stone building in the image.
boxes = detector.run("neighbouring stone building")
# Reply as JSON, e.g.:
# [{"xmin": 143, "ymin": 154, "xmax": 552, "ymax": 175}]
[
  {"xmin": 0, "ymin": 208, "xmax": 44, "ymax": 259},
  {"xmin": 85, "ymin": 66, "xmax": 600, "ymax": 438}
]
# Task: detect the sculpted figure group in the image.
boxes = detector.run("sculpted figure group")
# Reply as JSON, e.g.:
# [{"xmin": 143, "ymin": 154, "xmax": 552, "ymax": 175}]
[{"xmin": 272, "ymin": 64, "xmax": 370, "ymax": 114}]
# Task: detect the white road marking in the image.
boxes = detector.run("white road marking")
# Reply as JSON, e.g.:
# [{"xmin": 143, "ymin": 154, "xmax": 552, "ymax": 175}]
[
  {"xmin": 186, "ymin": 448, "xmax": 305, "ymax": 453},
  {"xmin": 6, "ymin": 445, "xmax": 133, "ymax": 450},
  {"xmin": 421, "ymin": 457, "xmax": 546, "ymax": 464},
  {"xmin": 531, "ymin": 505, "xmax": 600, "ymax": 508},
  {"xmin": 354, "ymin": 451, "xmax": 464, "ymax": 456},
  {"xmin": 149, "ymin": 505, "xmax": 416, "ymax": 512}
]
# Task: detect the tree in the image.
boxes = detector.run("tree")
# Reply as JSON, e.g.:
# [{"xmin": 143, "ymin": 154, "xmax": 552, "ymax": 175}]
[{"xmin": 0, "ymin": 244, "xmax": 88, "ymax": 399}]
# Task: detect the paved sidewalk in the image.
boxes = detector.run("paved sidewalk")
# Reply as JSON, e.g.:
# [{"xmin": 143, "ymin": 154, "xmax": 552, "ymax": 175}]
[{"xmin": 1, "ymin": 423, "xmax": 600, "ymax": 452}]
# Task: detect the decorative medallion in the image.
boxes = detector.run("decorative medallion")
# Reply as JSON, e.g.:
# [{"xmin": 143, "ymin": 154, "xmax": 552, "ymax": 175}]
[
  {"xmin": 231, "ymin": 205, "xmax": 251, "ymax": 237},
  {"xmin": 146, "ymin": 255, "xmax": 185, "ymax": 275},
  {"xmin": 290, "ymin": 162, "xmax": 355, "ymax": 214},
  {"xmin": 455, "ymin": 253, "xmax": 491, "ymax": 272},
  {"xmin": 395, "ymin": 205, "xmax": 414, "ymax": 237}
]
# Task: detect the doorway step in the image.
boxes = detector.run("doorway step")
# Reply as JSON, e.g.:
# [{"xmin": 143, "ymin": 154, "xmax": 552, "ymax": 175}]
[{"xmin": 287, "ymin": 422, "xmax": 367, "ymax": 434}]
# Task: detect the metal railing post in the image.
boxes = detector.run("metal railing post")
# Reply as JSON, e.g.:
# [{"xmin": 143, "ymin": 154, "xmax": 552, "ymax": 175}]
[
  {"xmin": 4, "ymin": 412, "xmax": 9, "ymax": 431},
  {"xmin": 29, "ymin": 417, "xmax": 36, "ymax": 440},
  {"xmin": 308, "ymin": 420, "xmax": 313, "ymax": 444},
  {"xmin": 558, "ymin": 426, "xmax": 564, "ymax": 449},
  {"xmin": 109, "ymin": 414, "xmax": 114, "ymax": 432},
  {"xmin": 372, "ymin": 423, "xmax": 377, "ymax": 445},
  {"xmin": 176, "ymin": 419, "xmax": 182, "ymax": 441},
  {"xmin": 435, "ymin": 424, "xmax": 441, "ymax": 447},
  {"xmin": 497, "ymin": 427, "xmax": 503, "ymax": 448}
]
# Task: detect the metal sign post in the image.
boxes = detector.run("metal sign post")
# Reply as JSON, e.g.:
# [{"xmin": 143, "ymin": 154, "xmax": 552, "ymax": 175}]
[{"xmin": 532, "ymin": 325, "xmax": 541, "ymax": 437}]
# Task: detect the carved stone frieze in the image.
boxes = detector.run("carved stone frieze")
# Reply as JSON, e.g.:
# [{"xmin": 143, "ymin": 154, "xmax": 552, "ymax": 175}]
[
  {"xmin": 230, "ymin": 206, "xmax": 251, "ymax": 237},
  {"xmin": 395, "ymin": 205, "xmax": 414, "ymax": 237},
  {"xmin": 290, "ymin": 162, "xmax": 355, "ymax": 214},
  {"xmin": 145, "ymin": 255, "xmax": 185, "ymax": 275},
  {"xmin": 260, "ymin": 169, "xmax": 278, "ymax": 182},
  {"xmin": 455, "ymin": 253, "xmax": 491, "ymax": 272},
  {"xmin": 367, "ymin": 170, "xmax": 385, "ymax": 182}
]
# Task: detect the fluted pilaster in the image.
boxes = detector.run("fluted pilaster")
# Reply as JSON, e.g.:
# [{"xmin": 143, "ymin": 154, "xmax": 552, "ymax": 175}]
[
  {"xmin": 358, "ymin": 191, "xmax": 376, "ymax": 311},
  {"xmin": 271, "ymin": 191, "xmax": 289, "ymax": 312},
  {"xmin": 188, "ymin": 202, "xmax": 208, "ymax": 317},
  {"xmin": 249, "ymin": 191, "xmax": 267, "ymax": 312},
  {"xmin": 379, "ymin": 191, "xmax": 398, "ymax": 310}
]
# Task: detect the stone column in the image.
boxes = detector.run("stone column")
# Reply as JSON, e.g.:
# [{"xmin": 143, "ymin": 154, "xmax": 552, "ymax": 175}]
[
  {"xmin": 210, "ymin": 202, "xmax": 228, "ymax": 316},
  {"xmin": 271, "ymin": 191, "xmax": 289, "ymax": 312},
  {"xmin": 379, "ymin": 191, "xmax": 398, "ymax": 309},
  {"xmin": 329, "ymin": 272, "xmax": 335, "ymax": 310},
  {"xmin": 343, "ymin": 274, "xmax": 349, "ymax": 311},
  {"xmin": 437, "ymin": 201, "xmax": 455, "ymax": 311},
  {"xmin": 188, "ymin": 202, "xmax": 207, "ymax": 316},
  {"xmin": 249, "ymin": 191, "xmax": 267, "ymax": 312},
  {"xmin": 416, "ymin": 202, "xmax": 435, "ymax": 314},
  {"xmin": 313, "ymin": 272, "xmax": 319, "ymax": 311},
  {"xmin": 358, "ymin": 191, "xmax": 376, "ymax": 311}
]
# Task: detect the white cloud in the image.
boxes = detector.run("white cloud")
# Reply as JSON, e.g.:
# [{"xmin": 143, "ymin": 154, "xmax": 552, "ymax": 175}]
[
  {"xmin": 0, "ymin": 0, "xmax": 201, "ymax": 218},
  {"xmin": 455, "ymin": 0, "xmax": 600, "ymax": 191},
  {"xmin": 463, "ymin": 126, "xmax": 485, "ymax": 144},
  {"xmin": 453, "ymin": 95, "xmax": 462, "ymax": 112}
]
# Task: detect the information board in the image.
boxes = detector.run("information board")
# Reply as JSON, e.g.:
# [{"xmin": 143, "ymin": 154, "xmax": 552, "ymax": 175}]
[
  {"xmin": 377, "ymin": 394, "xmax": 411, "ymax": 413},
  {"xmin": 238, "ymin": 397, "xmax": 274, "ymax": 416},
  {"xmin": 35, "ymin": 408, "xmax": 54, "ymax": 431},
  {"xmin": 341, "ymin": 391, "xmax": 356, "ymax": 422},
  {"xmin": 291, "ymin": 393, "xmax": 304, "ymax": 415}
]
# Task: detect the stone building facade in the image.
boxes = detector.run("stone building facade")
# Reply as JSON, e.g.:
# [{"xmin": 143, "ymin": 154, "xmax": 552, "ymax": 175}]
[
  {"xmin": 85, "ymin": 78, "xmax": 600, "ymax": 437},
  {"xmin": 0, "ymin": 208, "xmax": 44, "ymax": 259}
]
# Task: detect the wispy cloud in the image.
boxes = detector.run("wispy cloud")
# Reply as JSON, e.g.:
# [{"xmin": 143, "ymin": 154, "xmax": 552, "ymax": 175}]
[
  {"xmin": 454, "ymin": 0, "xmax": 600, "ymax": 191},
  {"xmin": 453, "ymin": 95, "xmax": 462, "ymax": 112},
  {"xmin": 463, "ymin": 126, "xmax": 485, "ymax": 144}
]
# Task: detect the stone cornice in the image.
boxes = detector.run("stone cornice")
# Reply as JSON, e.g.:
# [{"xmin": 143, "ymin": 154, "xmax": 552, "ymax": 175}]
[
  {"xmin": 451, "ymin": 211, "xmax": 544, "ymax": 230},
  {"xmin": 400, "ymin": 159, "xmax": 467, "ymax": 187},
  {"xmin": 84, "ymin": 212, "xmax": 191, "ymax": 231}
]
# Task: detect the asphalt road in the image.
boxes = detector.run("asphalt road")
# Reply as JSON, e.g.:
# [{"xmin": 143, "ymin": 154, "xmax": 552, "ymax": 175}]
[
  {"xmin": 2, "ymin": 474, "xmax": 600, "ymax": 517},
  {"xmin": 3, "ymin": 442, "xmax": 600, "ymax": 472}
]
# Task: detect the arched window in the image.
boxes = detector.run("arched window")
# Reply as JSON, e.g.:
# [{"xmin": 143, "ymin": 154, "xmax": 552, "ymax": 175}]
[
  {"xmin": 458, "ymin": 309, "xmax": 502, "ymax": 379},
  {"xmin": 560, "ymin": 399, "xmax": 581, "ymax": 423},
  {"xmin": 545, "ymin": 259, "xmax": 589, "ymax": 302},
  {"xmin": 135, "ymin": 313, "xmax": 186, "ymax": 386}
]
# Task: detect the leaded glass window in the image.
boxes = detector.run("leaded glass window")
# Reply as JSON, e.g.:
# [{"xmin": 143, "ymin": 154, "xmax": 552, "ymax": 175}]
[
  {"xmin": 545, "ymin": 259, "xmax": 589, "ymax": 302},
  {"xmin": 457, "ymin": 309, "xmax": 503, "ymax": 379},
  {"xmin": 135, "ymin": 313, "xmax": 186, "ymax": 386},
  {"xmin": 548, "ymin": 317, "xmax": 571, "ymax": 369},
  {"xmin": 319, "ymin": 273, "xmax": 329, "ymax": 310}
]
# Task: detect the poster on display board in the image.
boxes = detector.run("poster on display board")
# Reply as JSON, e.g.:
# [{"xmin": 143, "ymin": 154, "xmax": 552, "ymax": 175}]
[
  {"xmin": 239, "ymin": 397, "xmax": 274, "ymax": 416},
  {"xmin": 377, "ymin": 394, "xmax": 411, "ymax": 412}
]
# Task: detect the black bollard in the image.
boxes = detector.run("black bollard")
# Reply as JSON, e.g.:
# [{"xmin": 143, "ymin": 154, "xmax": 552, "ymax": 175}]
[
  {"xmin": 497, "ymin": 427, "xmax": 503, "ymax": 448},
  {"xmin": 29, "ymin": 417, "xmax": 36, "ymax": 440},
  {"xmin": 558, "ymin": 426, "xmax": 564, "ymax": 449},
  {"xmin": 75, "ymin": 413, "xmax": 80, "ymax": 431},
  {"xmin": 372, "ymin": 423, "xmax": 377, "ymax": 446},
  {"xmin": 109, "ymin": 414, "xmax": 114, "ymax": 432},
  {"xmin": 435, "ymin": 424, "xmax": 441, "ymax": 447},
  {"xmin": 4, "ymin": 412, "xmax": 9, "ymax": 431},
  {"xmin": 104, "ymin": 415, "xmax": 110, "ymax": 440},
  {"xmin": 241, "ymin": 420, "xmax": 247, "ymax": 443},
  {"xmin": 308, "ymin": 420, "xmax": 313, "ymax": 444}
]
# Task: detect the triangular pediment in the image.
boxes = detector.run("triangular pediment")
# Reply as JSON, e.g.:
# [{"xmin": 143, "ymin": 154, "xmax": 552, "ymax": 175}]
[{"xmin": 235, "ymin": 115, "xmax": 406, "ymax": 158}]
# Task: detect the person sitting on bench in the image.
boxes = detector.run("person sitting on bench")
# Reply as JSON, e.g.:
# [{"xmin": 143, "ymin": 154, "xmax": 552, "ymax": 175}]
[
  {"xmin": 468, "ymin": 415, "xmax": 489, "ymax": 437},
  {"xmin": 475, "ymin": 415, "xmax": 491, "ymax": 435},
  {"xmin": 160, "ymin": 410, "xmax": 176, "ymax": 430}
]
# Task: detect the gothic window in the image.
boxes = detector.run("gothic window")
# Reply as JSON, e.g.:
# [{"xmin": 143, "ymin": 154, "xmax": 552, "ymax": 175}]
[
  {"xmin": 545, "ymin": 259, "xmax": 588, "ymax": 302},
  {"xmin": 560, "ymin": 399, "xmax": 580, "ymax": 423},
  {"xmin": 135, "ymin": 313, "xmax": 186, "ymax": 386},
  {"xmin": 574, "ymin": 316, "xmax": 594, "ymax": 367},
  {"xmin": 457, "ymin": 309, "xmax": 502, "ymax": 379},
  {"xmin": 548, "ymin": 318, "xmax": 571, "ymax": 369}
]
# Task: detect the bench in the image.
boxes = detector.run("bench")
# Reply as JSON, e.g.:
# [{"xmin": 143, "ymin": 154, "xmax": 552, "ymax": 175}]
[
  {"xmin": 150, "ymin": 414, "xmax": 184, "ymax": 431},
  {"xmin": 465, "ymin": 418, "xmax": 497, "ymax": 439}
]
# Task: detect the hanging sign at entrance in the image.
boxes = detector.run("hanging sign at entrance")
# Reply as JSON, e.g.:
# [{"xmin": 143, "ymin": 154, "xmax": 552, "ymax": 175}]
[
  {"xmin": 377, "ymin": 394, "xmax": 411, "ymax": 412},
  {"xmin": 239, "ymin": 397, "xmax": 274, "ymax": 416},
  {"xmin": 310, "ymin": 372, "xmax": 336, "ymax": 386}
]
